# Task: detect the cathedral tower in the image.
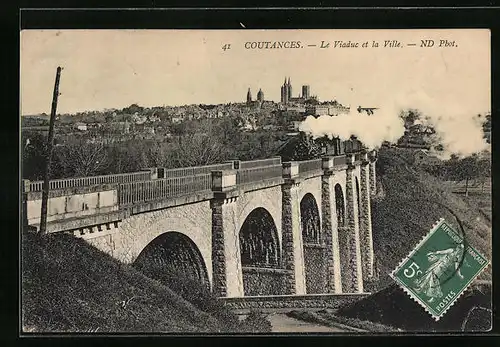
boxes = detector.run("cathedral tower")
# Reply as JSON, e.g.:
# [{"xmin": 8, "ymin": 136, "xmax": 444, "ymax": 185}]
[
  {"xmin": 247, "ymin": 88, "xmax": 252, "ymax": 105},
  {"xmin": 281, "ymin": 77, "xmax": 289, "ymax": 104},
  {"xmin": 257, "ymin": 88, "xmax": 264, "ymax": 102},
  {"xmin": 287, "ymin": 77, "xmax": 292, "ymax": 101}
]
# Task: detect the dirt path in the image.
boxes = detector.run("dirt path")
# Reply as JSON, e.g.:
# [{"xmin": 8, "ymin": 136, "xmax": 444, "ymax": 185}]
[{"xmin": 267, "ymin": 313, "xmax": 345, "ymax": 333}]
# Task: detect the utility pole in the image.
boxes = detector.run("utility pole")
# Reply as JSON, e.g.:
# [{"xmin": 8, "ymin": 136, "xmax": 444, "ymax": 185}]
[{"xmin": 39, "ymin": 66, "xmax": 62, "ymax": 236}]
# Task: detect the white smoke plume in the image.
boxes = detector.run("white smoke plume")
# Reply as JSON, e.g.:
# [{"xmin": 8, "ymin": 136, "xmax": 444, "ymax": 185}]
[
  {"xmin": 298, "ymin": 90, "xmax": 490, "ymax": 159},
  {"xmin": 299, "ymin": 100, "xmax": 405, "ymax": 150}
]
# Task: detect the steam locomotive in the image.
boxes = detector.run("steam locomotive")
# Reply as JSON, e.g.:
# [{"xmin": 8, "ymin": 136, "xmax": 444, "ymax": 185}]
[
  {"xmin": 317, "ymin": 135, "xmax": 364, "ymax": 156},
  {"xmin": 278, "ymin": 132, "xmax": 364, "ymax": 162}
]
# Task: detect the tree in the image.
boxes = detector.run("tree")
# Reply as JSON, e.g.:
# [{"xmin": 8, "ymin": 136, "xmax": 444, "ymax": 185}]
[
  {"xmin": 170, "ymin": 122, "xmax": 188, "ymax": 145},
  {"xmin": 214, "ymin": 116, "xmax": 242, "ymax": 147},
  {"xmin": 123, "ymin": 103, "xmax": 143, "ymax": 115},
  {"xmin": 22, "ymin": 131, "xmax": 48, "ymax": 180},
  {"xmin": 172, "ymin": 130, "xmax": 227, "ymax": 167},
  {"xmin": 53, "ymin": 139, "xmax": 109, "ymax": 178},
  {"xmin": 103, "ymin": 140, "xmax": 149, "ymax": 174},
  {"xmin": 445, "ymin": 155, "xmax": 490, "ymax": 197},
  {"xmin": 399, "ymin": 109, "xmax": 422, "ymax": 129},
  {"xmin": 476, "ymin": 156, "xmax": 491, "ymax": 193},
  {"xmin": 104, "ymin": 113, "xmax": 114, "ymax": 123},
  {"xmin": 145, "ymin": 141, "xmax": 174, "ymax": 168}
]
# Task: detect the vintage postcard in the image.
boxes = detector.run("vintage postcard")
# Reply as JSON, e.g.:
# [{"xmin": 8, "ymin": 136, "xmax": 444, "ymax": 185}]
[{"xmin": 20, "ymin": 28, "xmax": 491, "ymax": 333}]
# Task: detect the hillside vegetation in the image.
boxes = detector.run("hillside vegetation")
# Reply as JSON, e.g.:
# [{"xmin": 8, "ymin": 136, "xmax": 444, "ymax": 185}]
[
  {"xmin": 336, "ymin": 147, "xmax": 492, "ymax": 331},
  {"xmin": 337, "ymin": 282, "xmax": 491, "ymax": 331},
  {"xmin": 371, "ymin": 147, "xmax": 491, "ymax": 288},
  {"xmin": 21, "ymin": 232, "xmax": 269, "ymax": 333}
]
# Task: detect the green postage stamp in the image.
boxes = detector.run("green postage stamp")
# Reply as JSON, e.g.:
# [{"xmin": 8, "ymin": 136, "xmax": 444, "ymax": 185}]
[{"xmin": 390, "ymin": 218, "xmax": 489, "ymax": 321}]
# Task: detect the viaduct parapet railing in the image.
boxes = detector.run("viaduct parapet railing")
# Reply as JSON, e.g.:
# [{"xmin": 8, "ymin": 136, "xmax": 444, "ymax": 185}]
[
  {"xmin": 22, "ymin": 152, "xmax": 377, "ymax": 234},
  {"xmin": 119, "ymin": 173, "xmax": 212, "ymax": 205},
  {"xmin": 334, "ymin": 155, "xmax": 347, "ymax": 166},
  {"xmin": 236, "ymin": 164, "xmax": 284, "ymax": 186},
  {"xmin": 24, "ymin": 152, "xmax": 373, "ymax": 208},
  {"xmin": 238, "ymin": 157, "xmax": 282, "ymax": 169},
  {"xmin": 26, "ymin": 158, "xmax": 284, "ymax": 193},
  {"xmin": 118, "ymin": 159, "xmax": 286, "ymax": 205},
  {"xmin": 298, "ymin": 158, "xmax": 323, "ymax": 175},
  {"xmin": 27, "ymin": 170, "xmax": 152, "ymax": 192},
  {"xmin": 159, "ymin": 163, "xmax": 234, "ymax": 179}
]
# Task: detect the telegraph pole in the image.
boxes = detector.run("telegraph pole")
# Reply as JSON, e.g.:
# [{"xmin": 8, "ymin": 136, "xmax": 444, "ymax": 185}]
[{"xmin": 39, "ymin": 66, "xmax": 62, "ymax": 236}]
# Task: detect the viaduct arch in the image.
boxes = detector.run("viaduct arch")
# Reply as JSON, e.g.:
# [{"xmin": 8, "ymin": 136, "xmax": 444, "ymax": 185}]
[
  {"xmin": 239, "ymin": 207, "xmax": 283, "ymax": 296},
  {"xmin": 239, "ymin": 207, "xmax": 281, "ymax": 268},
  {"xmin": 335, "ymin": 183, "xmax": 346, "ymax": 227},
  {"xmin": 300, "ymin": 193, "xmax": 325, "ymax": 294},
  {"xmin": 134, "ymin": 231, "xmax": 210, "ymax": 290}
]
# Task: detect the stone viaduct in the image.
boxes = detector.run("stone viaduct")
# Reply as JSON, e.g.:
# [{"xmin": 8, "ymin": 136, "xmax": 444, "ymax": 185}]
[{"xmin": 22, "ymin": 150, "xmax": 378, "ymax": 302}]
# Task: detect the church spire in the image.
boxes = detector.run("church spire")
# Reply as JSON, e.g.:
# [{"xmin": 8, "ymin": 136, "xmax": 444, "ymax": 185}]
[{"xmin": 257, "ymin": 88, "xmax": 264, "ymax": 102}]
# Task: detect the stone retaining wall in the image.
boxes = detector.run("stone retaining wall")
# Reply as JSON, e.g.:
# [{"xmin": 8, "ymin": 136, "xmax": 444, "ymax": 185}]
[
  {"xmin": 242, "ymin": 267, "xmax": 289, "ymax": 296},
  {"xmin": 303, "ymin": 244, "xmax": 327, "ymax": 294},
  {"xmin": 220, "ymin": 293, "xmax": 369, "ymax": 311}
]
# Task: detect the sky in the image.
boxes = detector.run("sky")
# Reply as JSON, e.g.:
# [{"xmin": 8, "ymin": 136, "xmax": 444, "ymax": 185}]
[{"xmin": 20, "ymin": 29, "xmax": 490, "ymax": 116}]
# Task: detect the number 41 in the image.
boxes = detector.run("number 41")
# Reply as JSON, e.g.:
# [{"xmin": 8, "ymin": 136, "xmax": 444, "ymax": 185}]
[{"xmin": 404, "ymin": 262, "xmax": 422, "ymax": 278}]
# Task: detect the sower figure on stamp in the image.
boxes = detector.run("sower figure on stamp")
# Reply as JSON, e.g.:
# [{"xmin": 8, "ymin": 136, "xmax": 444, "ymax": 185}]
[{"xmin": 413, "ymin": 243, "xmax": 465, "ymax": 303}]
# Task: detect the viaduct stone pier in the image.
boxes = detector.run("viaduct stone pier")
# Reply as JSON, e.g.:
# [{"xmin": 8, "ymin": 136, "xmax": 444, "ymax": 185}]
[{"xmin": 22, "ymin": 151, "xmax": 378, "ymax": 304}]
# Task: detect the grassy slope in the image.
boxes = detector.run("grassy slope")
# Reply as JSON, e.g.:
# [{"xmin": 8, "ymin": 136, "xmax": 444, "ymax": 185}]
[
  {"xmin": 371, "ymin": 147, "xmax": 491, "ymax": 288},
  {"xmin": 286, "ymin": 310, "xmax": 400, "ymax": 332},
  {"xmin": 21, "ymin": 232, "xmax": 233, "ymax": 333},
  {"xmin": 336, "ymin": 147, "xmax": 492, "ymax": 331},
  {"xmin": 337, "ymin": 282, "xmax": 491, "ymax": 332}
]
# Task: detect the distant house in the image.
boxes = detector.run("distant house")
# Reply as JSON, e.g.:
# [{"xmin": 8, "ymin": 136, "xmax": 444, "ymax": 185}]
[
  {"xmin": 286, "ymin": 106, "xmax": 306, "ymax": 113},
  {"xmin": 148, "ymin": 115, "xmax": 160, "ymax": 123},
  {"xmin": 74, "ymin": 123, "xmax": 87, "ymax": 131},
  {"xmin": 132, "ymin": 114, "xmax": 147, "ymax": 124},
  {"xmin": 413, "ymin": 149, "xmax": 441, "ymax": 165},
  {"xmin": 305, "ymin": 104, "xmax": 350, "ymax": 116},
  {"xmin": 309, "ymin": 105, "xmax": 330, "ymax": 116},
  {"xmin": 410, "ymin": 124, "xmax": 435, "ymax": 134}
]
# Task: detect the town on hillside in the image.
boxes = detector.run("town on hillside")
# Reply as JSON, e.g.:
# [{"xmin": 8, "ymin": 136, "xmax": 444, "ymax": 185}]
[
  {"xmin": 21, "ymin": 77, "xmax": 385, "ymax": 180},
  {"xmin": 22, "ymin": 76, "xmax": 491, "ymax": 182}
]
